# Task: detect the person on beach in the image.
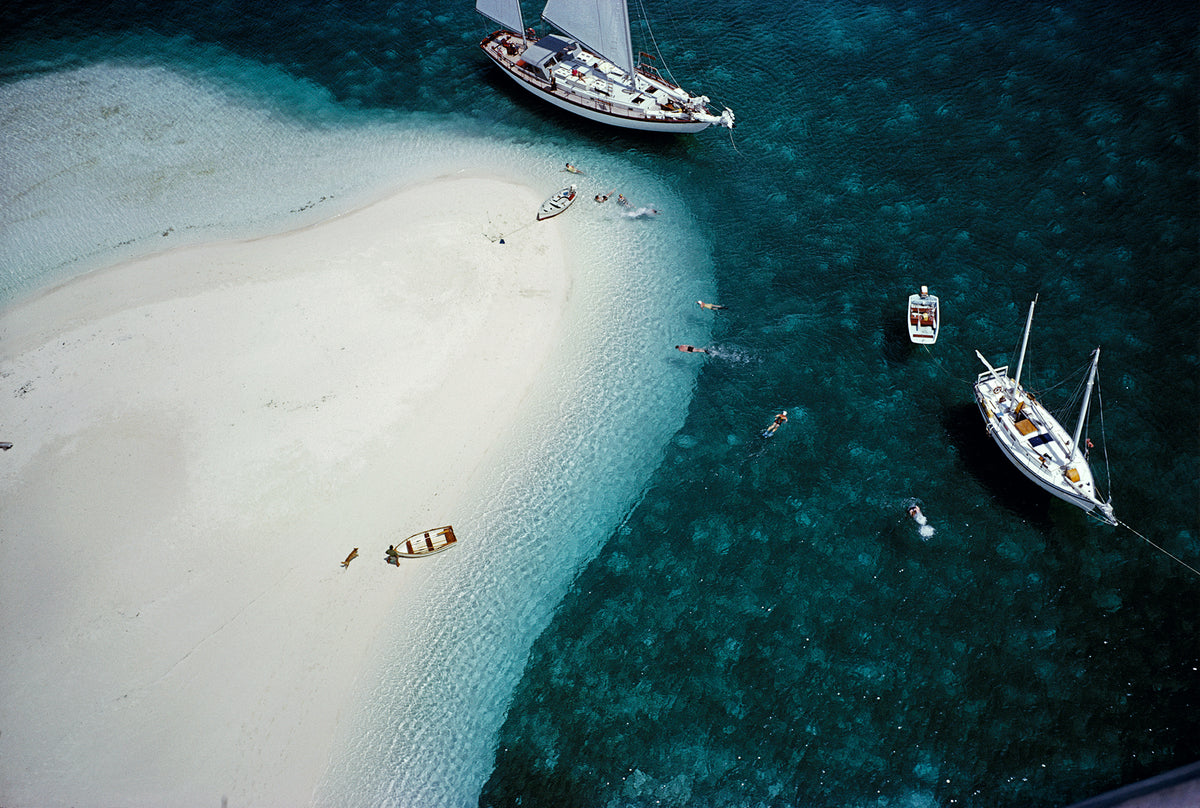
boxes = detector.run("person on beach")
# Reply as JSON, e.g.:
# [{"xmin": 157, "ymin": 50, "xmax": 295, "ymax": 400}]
[
  {"xmin": 385, "ymin": 545, "xmax": 401, "ymax": 565},
  {"xmin": 340, "ymin": 547, "xmax": 359, "ymax": 568},
  {"xmin": 697, "ymin": 300, "xmax": 727, "ymax": 311},
  {"xmin": 762, "ymin": 410, "xmax": 787, "ymax": 437},
  {"xmin": 676, "ymin": 344, "xmax": 709, "ymax": 354},
  {"xmin": 595, "ymin": 189, "xmax": 615, "ymax": 203}
]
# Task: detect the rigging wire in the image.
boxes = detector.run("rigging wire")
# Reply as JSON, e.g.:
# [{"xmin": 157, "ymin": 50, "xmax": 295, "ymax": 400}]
[
  {"xmin": 1093, "ymin": 369, "xmax": 1112, "ymax": 499},
  {"xmin": 631, "ymin": 0, "xmax": 738, "ymax": 132},
  {"xmin": 632, "ymin": 0, "xmax": 672, "ymax": 82}
]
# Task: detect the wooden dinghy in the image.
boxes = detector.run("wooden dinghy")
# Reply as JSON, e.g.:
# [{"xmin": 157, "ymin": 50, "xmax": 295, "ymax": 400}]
[
  {"xmin": 537, "ymin": 184, "xmax": 577, "ymax": 220},
  {"xmin": 397, "ymin": 525, "xmax": 458, "ymax": 558}
]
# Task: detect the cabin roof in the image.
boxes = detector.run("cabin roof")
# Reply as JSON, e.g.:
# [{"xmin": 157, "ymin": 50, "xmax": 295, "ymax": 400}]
[{"xmin": 523, "ymin": 35, "xmax": 578, "ymax": 69}]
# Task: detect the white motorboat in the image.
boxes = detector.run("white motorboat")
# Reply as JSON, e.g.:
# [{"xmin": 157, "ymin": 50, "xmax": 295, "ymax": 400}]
[
  {"xmin": 973, "ymin": 296, "xmax": 1115, "ymax": 524},
  {"xmin": 476, "ymin": 0, "xmax": 734, "ymax": 133},
  {"xmin": 907, "ymin": 285, "xmax": 940, "ymax": 344},
  {"xmin": 537, "ymin": 184, "xmax": 577, "ymax": 220}
]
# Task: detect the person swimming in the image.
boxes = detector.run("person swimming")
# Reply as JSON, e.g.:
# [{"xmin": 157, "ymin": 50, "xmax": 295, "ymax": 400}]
[
  {"xmin": 762, "ymin": 410, "xmax": 787, "ymax": 437},
  {"xmin": 675, "ymin": 344, "xmax": 709, "ymax": 354},
  {"xmin": 697, "ymin": 300, "xmax": 727, "ymax": 311},
  {"xmin": 595, "ymin": 188, "xmax": 615, "ymax": 203},
  {"xmin": 907, "ymin": 503, "xmax": 935, "ymax": 537}
]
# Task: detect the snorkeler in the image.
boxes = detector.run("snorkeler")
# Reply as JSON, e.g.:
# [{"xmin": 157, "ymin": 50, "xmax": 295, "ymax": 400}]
[{"xmin": 762, "ymin": 410, "xmax": 787, "ymax": 437}]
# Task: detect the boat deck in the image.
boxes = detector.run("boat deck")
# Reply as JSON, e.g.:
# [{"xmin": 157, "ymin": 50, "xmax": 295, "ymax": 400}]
[
  {"xmin": 481, "ymin": 30, "xmax": 722, "ymax": 130},
  {"xmin": 974, "ymin": 367, "xmax": 1104, "ymax": 508},
  {"xmin": 908, "ymin": 300, "xmax": 938, "ymax": 342}
]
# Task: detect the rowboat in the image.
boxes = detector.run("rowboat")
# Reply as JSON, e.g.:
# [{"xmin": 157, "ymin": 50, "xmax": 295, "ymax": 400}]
[
  {"xmin": 907, "ymin": 286, "xmax": 939, "ymax": 344},
  {"xmin": 537, "ymin": 184, "xmax": 576, "ymax": 220},
  {"xmin": 397, "ymin": 525, "xmax": 459, "ymax": 558}
]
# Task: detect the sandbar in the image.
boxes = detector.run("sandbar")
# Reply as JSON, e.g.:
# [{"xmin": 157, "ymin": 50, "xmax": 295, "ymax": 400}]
[{"xmin": 0, "ymin": 176, "xmax": 567, "ymax": 806}]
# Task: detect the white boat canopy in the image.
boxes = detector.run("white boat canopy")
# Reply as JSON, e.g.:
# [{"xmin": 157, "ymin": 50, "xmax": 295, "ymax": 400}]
[
  {"xmin": 542, "ymin": 0, "xmax": 636, "ymax": 79},
  {"xmin": 476, "ymin": 0, "xmax": 524, "ymax": 34}
]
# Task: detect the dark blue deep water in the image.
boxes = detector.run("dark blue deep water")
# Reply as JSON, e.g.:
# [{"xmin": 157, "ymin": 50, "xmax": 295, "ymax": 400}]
[{"xmin": 3, "ymin": 1, "xmax": 1197, "ymax": 805}]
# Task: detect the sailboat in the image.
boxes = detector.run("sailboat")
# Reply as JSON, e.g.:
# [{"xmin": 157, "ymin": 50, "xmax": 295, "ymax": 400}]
[
  {"xmin": 476, "ymin": 0, "xmax": 735, "ymax": 133},
  {"xmin": 973, "ymin": 296, "xmax": 1116, "ymax": 524}
]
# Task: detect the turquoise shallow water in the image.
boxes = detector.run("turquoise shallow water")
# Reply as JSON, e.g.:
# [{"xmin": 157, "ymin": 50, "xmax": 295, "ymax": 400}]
[{"xmin": 2, "ymin": 0, "xmax": 1197, "ymax": 805}]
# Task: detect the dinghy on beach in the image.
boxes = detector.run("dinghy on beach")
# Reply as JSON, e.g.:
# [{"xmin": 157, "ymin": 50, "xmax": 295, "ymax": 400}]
[
  {"xmin": 973, "ymin": 296, "xmax": 1115, "ymax": 524},
  {"xmin": 537, "ymin": 184, "xmax": 576, "ymax": 220},
  {"xmin": 397, "ymin": 525, "xmax": 459, "ymax": 558}
]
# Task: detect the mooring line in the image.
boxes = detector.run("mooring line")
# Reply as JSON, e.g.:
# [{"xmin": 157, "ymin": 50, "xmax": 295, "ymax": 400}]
[{"xmin": 1117, "ymin": 519, "xmax": 1200, "ymax": 579}]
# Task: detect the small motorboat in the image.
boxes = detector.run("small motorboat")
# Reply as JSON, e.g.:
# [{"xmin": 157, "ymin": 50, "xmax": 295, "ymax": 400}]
[
  {"xmin": 396, "ymin": 525, "xmax": 459, "ymax": 558},
  {"xmin": 907, "ymin": 286, "xmax": 940, "ymax": 344},
  {"xmin": 537, "ymin": 184, "xmax": 577, "ymax": 220}
]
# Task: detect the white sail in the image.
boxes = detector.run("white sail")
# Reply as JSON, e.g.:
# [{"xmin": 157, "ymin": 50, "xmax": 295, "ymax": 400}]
[
  {"xmin": 541, "ymin": 0, "xmax": 636, "ymax": 79},
  {"xmin": 476, "ymin": 0, "xmax": 524, "ymax": 33}
]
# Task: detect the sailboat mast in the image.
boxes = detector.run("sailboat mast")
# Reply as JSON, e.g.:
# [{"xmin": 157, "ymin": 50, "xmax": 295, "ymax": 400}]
[
  {"xmin": 1070, "ymin": 347, "xmax": 1101, "ymax": 460},
  {"xmin": 1014, "ymin": 296, "xmax": 1037, "ymax": 386}
]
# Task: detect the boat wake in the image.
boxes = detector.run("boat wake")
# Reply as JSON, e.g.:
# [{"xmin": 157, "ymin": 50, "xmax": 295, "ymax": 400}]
[{"xmin": 703, "ymin": 345, "xmax": 756, "ymax": 364}]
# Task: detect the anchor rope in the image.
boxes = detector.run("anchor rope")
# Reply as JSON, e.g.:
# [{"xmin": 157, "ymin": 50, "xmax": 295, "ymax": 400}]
[
  {"xmin": 1114, "ymin": 519, "xmax": 1200, "ymax": 580},
  {"xmin": 484, "ymin": 215, "xmax": 536, "ymax": 243}
]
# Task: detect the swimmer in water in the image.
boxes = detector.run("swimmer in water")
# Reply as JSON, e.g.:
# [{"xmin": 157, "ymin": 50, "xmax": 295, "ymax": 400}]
[
  {"xmin": 762, "ymin": 410, "xmax": 787, "ymax": 437},
  {"xmin": 697, "ymin": 300, "xmax": 727, "ymax": 311},
  {"xmin": 675, "ymin": 344, "xmax": 709, "ymax": 354}
]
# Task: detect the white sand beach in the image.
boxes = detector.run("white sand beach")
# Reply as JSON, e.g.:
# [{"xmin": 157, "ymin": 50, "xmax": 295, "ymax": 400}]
[{"xmin": 0, "ymin": 176, "xmax": 568, "ymax": 806}]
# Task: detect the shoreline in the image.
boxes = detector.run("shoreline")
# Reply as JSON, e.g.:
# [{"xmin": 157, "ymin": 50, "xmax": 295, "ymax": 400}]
[{"xmin": 0, "ymin": 176, "xmax": 568, "ymax": 806}]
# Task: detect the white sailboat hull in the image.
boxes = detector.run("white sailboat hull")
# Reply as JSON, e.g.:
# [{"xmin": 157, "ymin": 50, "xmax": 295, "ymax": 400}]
[
  {"xmin": 480, "ymin": 30, "xmax": 732, "ymax": 133},
  {"xmin": 974, "ymin": 367, "xmax": 1116, "ymax": 524}
]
